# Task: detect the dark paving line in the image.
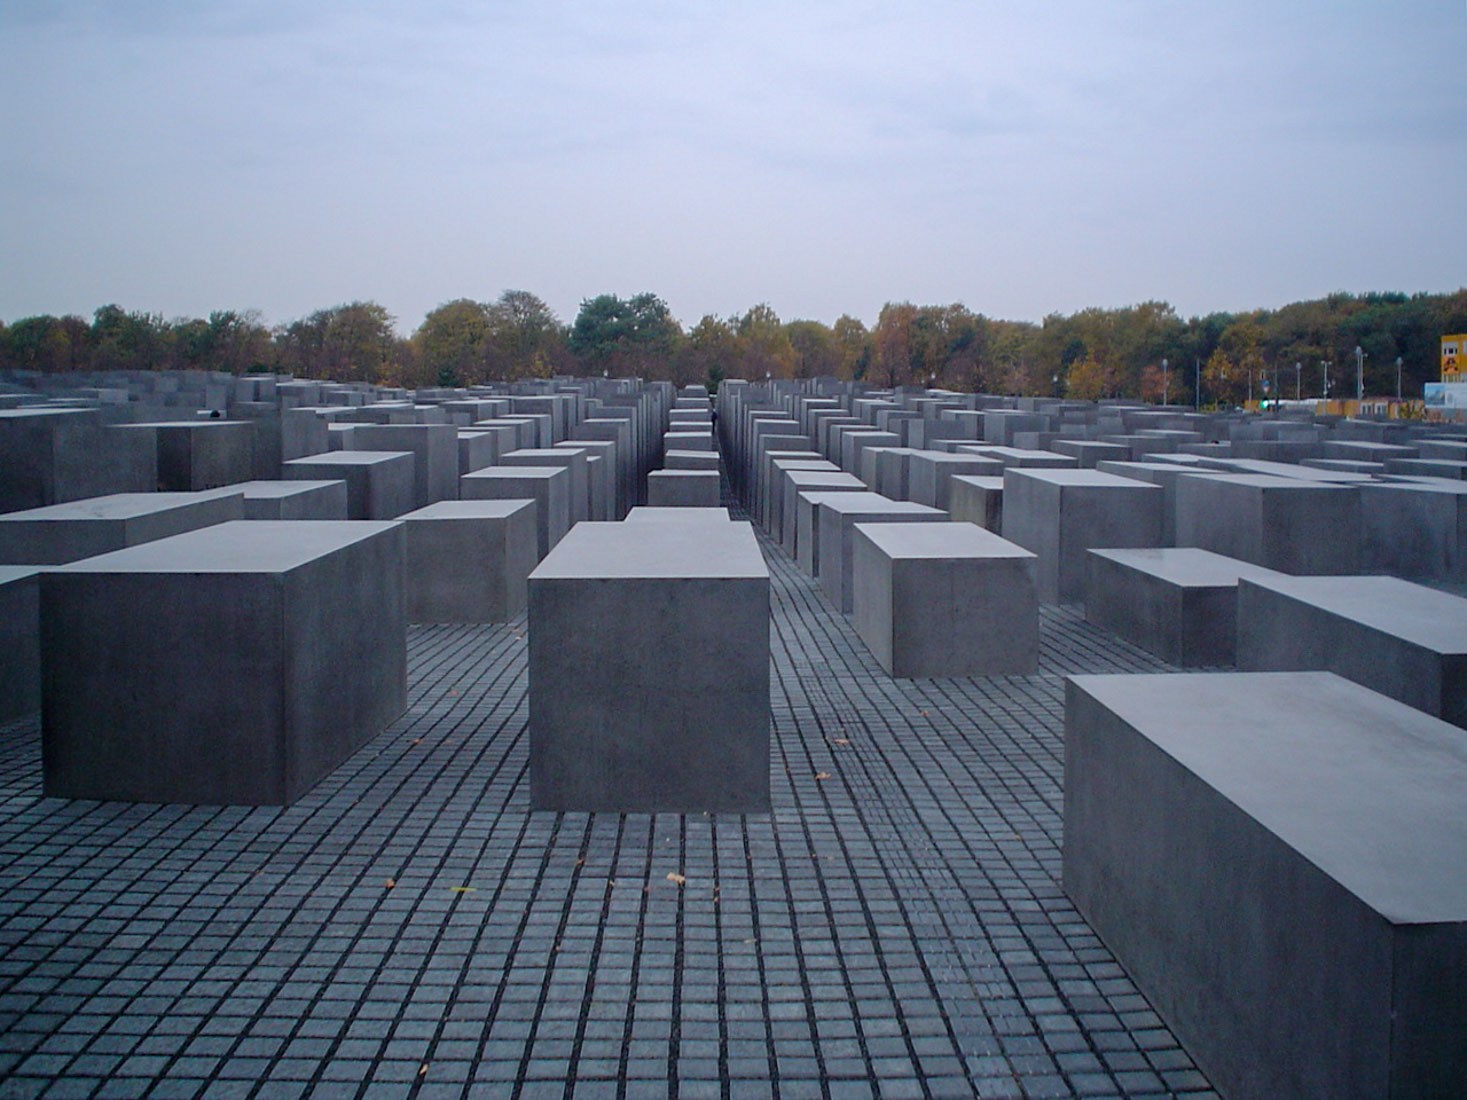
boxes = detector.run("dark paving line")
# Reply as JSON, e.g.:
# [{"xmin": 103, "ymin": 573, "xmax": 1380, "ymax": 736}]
[{"xmin": 0, "ymin": 500, "xmax": 1219, "ymax": 1099}]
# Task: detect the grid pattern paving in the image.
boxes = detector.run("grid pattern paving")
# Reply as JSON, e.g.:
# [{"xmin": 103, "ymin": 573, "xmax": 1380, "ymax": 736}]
[{"xmin": 0, "ymin": 505, "xmax": 1218, "ymax": 1100}]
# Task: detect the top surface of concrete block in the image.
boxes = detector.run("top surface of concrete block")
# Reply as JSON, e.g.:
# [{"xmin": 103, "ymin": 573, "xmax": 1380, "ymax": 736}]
[
  {"xmin": 1088, "ymin": 547, "xmax": 1284, "ymax": 587},
  {"xmin": 530, "ymin": 520, "xmax": 766, "ymax": 580},
  {"xmin": 126, "ymin": 419, "xmax": 251, "ymax": 430},
  {"xmin": 814, "ymin": 491, "xmax": 942, "ymax": 517},
  {"xmin": 624, "ymin": 507, "xmax": 733, "ymax": 522},
  {"xmin": 399, "ymin": 500, "xmax": 534, "ymax": 521},
  {"xmin": 1006, "ymin": 468, "xmax": 1160, "ymax": 490},
  {"xmin": 1070, "ymin": 670, "xmax": 1467, "ymax": 923},
  {"xmin": 465, "ymin": 466, "xmax": 564, "ymax": 482},
  {"xmin": 1211, "ymin": 459, "xmax": 1372, "ymax": 483},
  {"xmin": 1187, "ymin": 472, "xmax": 1356, "ymax": 493},
  {"xmin": 50, "ymin": 519, "xmax": 401, "ymax": 575},
  {"xmin": 289, "ymin": 450, "xmax": 413, "ymax": 467},
  {"xmin": 0, "ymin": 490, "xmax": 240, "ymax": 522},
  {"xmin": 1243, "ymin": 575, "xmax": 1467, "ymax": 652},
  {"xmin": 852, "ymin": 521, "xmax": 1035, "ymax": 561},
  {"xmin": 0, "ymin": 565, "xmax": 40, "ymax": 587},
  {"xmin": 235, "ymin": 480, "xmax": 341, "ymax": 500}
]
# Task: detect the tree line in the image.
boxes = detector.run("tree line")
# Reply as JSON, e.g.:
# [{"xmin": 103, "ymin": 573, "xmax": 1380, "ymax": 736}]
[{"xmin": 4, "ymin": 288, "xmax": 1465, "ymax": 403}]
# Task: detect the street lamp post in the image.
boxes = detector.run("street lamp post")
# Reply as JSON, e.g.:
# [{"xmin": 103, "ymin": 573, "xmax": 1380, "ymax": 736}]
[
  {"xmin": 1355, "ymin": 345, "xmax": 1364, "ymax": 403},
  {"xmin": 1396, "ymin": 356, "xmax": 1403, "ymax": 402},
  {"xmin": 1295, "ymin": 362, "xmax": 1301, "ymax": 401},
  {"xmin": 1321, "ymin": 360, "xmax": 1329, "ymax": 399},
  {"xmin": 1161, "ymin": 358, "xmax": 1168, "ymax": 405},
  {"xmin": 1194, "ymin": 358, "xmax": 1200, "ymax": 410}
]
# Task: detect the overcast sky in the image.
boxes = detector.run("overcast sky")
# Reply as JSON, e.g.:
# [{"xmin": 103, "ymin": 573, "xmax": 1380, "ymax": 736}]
[{"xmin": 2, "ymin": 0, "xmax": 1464, "ymax": 334}]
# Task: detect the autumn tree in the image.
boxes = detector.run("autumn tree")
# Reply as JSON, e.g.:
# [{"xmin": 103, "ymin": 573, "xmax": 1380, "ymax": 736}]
[
  {"xmin": 1, "ymin": 314, "xmax": 91, "ymax": 373},
  {"xmin": 872, "ymin": 302, "xmax": 918, "ymax": 387},
  {"xmin": 486, "ymin": 290, "xmax": 567, "ymax": 380},
  {"xmin": 1065, "ymin": 356, "xmax": 1119, "ymax": 401},
  {"xmin": 674, "ymin": 314, "xmax": 738, "ymax": 388},
  {"xmin": 276, "ymin": 301, "xmax": 398, "ymax": 382},
  {"xmin": 831, "ymin": 315, "xmax": 870, "ymax": 381},
  {"xmin": 731, "ymin": 303, "xmax": 795, "ymax": 379},
  {"xmin": 415, "ymin": 299, "xmax": 491, "ymax": 386}
]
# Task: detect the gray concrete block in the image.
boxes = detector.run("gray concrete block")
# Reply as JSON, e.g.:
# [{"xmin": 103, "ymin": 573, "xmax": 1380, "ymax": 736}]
[
  {"xmin": 0, "ymin": 490, "xmax": 246, "ymax": 565},
  {"xmin": 1065, "ymin": 671, "xmax": 1467, "ymax": 1100},
  {"xmin": 1086, "ymin": 547, "xmax": 1285, "ymax": 666},
  {"xmin": 115, "ymin": 420, "xmax": 255, "ymax": 491},
  {"xmin": 851, "ymin": 522, "xmax": 1038, "ymax": 677},
  {"xmin": 664, "ymin": 430, "xmax": 714, "ymax": 452},
  {"xmin": 1050, "ymin": 439, "xmax": 1131, "ymax": 468},
  {"xmin": 237, "ymin": 480, "xmax": 348, "ymax": 521},
  {"xmin": 460, "ymin": 465, "xmax": 570, "ymax": 557},
  {"xmin": 0, "ymin": 409, "xmax": 158, "ymax": 512},
  {"xmin": 646, "ymin": 469, "xmax": 721, "ymax": 508},
  {"xmin": 1386, "ymin": 457, "xmax": 1467, "ymax": 480},
  {"xmin": 556, "ymin": 439, "xmax": 618, "ymax": 520},
  {"xmin": 0, "ymin": 567, "xmax": 40, "ymax": 722},
  {"xmin": 816, "ymin": 493, "xmax": 946, "ymax": 613},
  {"xmin": 500, "ymin": 448, "xmax": 591, "ymax": 523},
  {"xmin": 1001, "ymin": 469, "xmax": 1163, "ymax": 603},
  {"xmin": 947, "ymin": 474, "xmax": 1004, "ymax": 531},
  {"xmin": 528, "ymin": 521, "xmax": 770, "ymax": 813},
  {"xmin": 958, "ymin": 445, "xmax": 1078, "ymax": 470},
  {"xmin": 347, "ymin": 423, "xmax": 459, "ymax": 507},
  {"xmin": 457, "ymin": 430, "xmax": 501, "ymax": 476},
  {"xmin": 1359, "ymin": 480, "xmax": 1467, "ymax": 582},
  {"xmin": 664, "ymin": 449, "xmax": 720, "ymax": 471},
  {"xmin": 779, "ymin": 470, "xmax": 863, "ymax": 553},
  {"xmin": 399, "ymin": 499, "xmax": 538, "ymax": 622},
  {"xmin": 283, "ymin": 451, "xmax": 416, "ymax": 520},
  {"xmin": 624, "ymin": 506, "xmax": 732, "ymax": 523},
  {"xmin": 42, "ymin": 521, "xmax": 407, "ymax": 805},
  {"xmin": 907, "ymin": 452, "xmax": 1003, "ymax": 510},
  {"xmin": 1174, "ymin": 473, "xmax": 1361, "ymax": 575},
  {"xmin": 1237, "ymin": 574, "xmax": 1467, "ymax": 728}
]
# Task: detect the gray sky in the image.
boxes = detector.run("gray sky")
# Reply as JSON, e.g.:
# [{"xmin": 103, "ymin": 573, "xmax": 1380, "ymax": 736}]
[{"xmin": 3, "ymin": 0, "xmax": 1464, "ymax": 334}]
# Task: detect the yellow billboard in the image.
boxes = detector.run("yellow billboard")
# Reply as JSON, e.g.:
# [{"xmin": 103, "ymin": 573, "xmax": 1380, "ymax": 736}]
[{"xmin": 1444, "ymin": 334, "xmax": 1467, "ymax": 382}]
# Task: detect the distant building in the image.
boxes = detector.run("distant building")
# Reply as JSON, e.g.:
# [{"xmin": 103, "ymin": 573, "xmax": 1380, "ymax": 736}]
[{"xmin": 1425, "ymin": 334, "xmax": 1467, "ymax": 419}]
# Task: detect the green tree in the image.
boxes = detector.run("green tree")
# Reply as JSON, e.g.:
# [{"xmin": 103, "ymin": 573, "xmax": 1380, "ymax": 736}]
[
  {"xmin": 785, "ymin": 319, "xmax": 837, "ymax": 379},
  {"xmin": 569, "ymin": 292, "xmax": 680, "ymax": 377},
  {"xmin": 91, "ymin": 304, "xmax": 171, "ymax": 371}
]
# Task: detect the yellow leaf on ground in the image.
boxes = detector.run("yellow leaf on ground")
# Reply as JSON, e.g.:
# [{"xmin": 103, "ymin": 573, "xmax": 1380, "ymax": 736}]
[
  {"xmin": 815, "ymin": 772, "xmax": 832, "ymax": 781},
  {"xmin": 666, "ymin": 872, "xmax": 686, "ymax": 886}
]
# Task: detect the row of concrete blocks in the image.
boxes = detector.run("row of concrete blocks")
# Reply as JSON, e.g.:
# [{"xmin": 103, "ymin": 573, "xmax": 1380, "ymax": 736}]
[
  {"xmin": 0, "ymin": 377, "xmax": 684, "ymax": 517},
  {"xmin": 719, "ymin": 378, "xmax": 1465, "ymax": 453},
  {"xmin": 1084, "ymin": 547, "xmax": 1467, "ymax": 723},
  {"xmin": 808, "ymin": 440, "xmax": 1466, "ymax": 597},
  {"xmin": 0, "ymin": 491, "xmax": 545, "ymax": 728},
  {"xmin": 714, "ymin": 394, "xmax": 1043, "ymax": 678},
  {"xmin": 714, "ymin": 383, "xmax": 1467, "ymax": 1096}
]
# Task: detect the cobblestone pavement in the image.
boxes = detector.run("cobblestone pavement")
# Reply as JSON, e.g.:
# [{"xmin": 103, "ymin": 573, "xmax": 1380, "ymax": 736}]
[{"xmin": 0, "ymin": 509, "xmax": 1219, "ymax": 1099}]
